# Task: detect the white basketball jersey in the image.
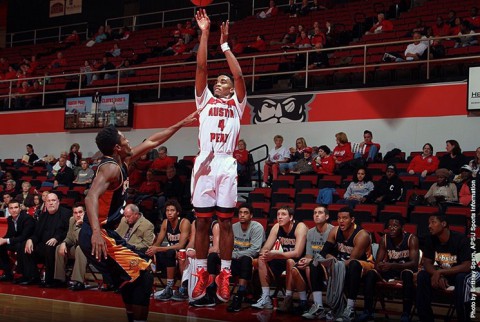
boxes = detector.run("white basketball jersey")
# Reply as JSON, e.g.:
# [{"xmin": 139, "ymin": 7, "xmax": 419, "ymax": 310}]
[{"xmin": 195, "ymin": 87, "xmax": 246, "ymax": 154}]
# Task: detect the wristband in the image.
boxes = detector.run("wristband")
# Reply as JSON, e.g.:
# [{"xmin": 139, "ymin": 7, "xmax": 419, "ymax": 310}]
[
  {"xmin": 221, "ymin": 42, "xmax": 230, "ymax": 52},
  {"xmin": 187, "ymin": 248, "xmax": 195, "ymax": 252}
]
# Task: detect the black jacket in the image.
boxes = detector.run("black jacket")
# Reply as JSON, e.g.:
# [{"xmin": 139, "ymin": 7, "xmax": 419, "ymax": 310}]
[
  {"xmin": 30, "ymin": 206, "xmax": 70, "ymax": 245},
  {"xmin": 3, "ymin": 212, "xmax": 35, "ymax": 246},
  {"xmin": 369, "ymin": 175, "xmax": 404, "ymax": 204}
]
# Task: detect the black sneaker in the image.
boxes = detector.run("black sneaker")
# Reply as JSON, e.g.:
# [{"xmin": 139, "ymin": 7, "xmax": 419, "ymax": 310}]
[
  {"xmin": 227, "ymin": 295, "xmax": 242, "ymax": 312},
  {"xmin": 190, "ymin": 293, "xmax": 216, "ymax": 307}
]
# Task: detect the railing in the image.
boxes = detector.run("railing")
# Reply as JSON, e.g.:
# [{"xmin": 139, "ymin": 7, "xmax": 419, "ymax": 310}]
[
  {"xmin": 104, "ymin": 2, "xmax": 231, "ymax": 31},
  {"xmin": 5, "ymin": 22, "xmax": 89, "ymax": 47},
  {"xmin": 249, "ymin": 144, "xmax": 269, "ymax": 185},
  {"xmin": 0, "ymin": 33, "xmax": 478, "ymax": 110}
]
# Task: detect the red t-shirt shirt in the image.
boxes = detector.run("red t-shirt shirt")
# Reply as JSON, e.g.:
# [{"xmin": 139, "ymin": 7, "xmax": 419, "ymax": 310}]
[
  {"xmin": 233, "ymin": 149, "xmax": 249, "ymax": 165},
  {"xmin": 150, "ymin": 156, "xmax": 175, "ymax": 171}
]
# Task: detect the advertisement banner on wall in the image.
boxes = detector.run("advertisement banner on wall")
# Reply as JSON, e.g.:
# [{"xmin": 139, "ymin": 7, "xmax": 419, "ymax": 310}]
[
  {"xmin": 468, "ymin": 66, "xmax": 480, "ymax": 111},
  {"xmin": 65, "ymin": 0, "xmax": 82, "ymax": 15},
  {"xmin": 49, "ymin": 0, "xmax": 64, "ymax": 18}
]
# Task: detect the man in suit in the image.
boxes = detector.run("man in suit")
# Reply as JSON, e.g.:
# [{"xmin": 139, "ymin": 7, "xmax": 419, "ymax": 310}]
[
  {"xmin": 115, "ymin": 203, "xmax": 155, "ymax": 253},
  {"xmin": 0, "ymin": 200, "xmax": 35, "ymax": 281},
  {"xmin": 16, "ymin": 192, "xmax": 71, "ymax": 286},
  {"xmin": 54, "ymin": 204, "xmax": 89, "ymax": 291}
]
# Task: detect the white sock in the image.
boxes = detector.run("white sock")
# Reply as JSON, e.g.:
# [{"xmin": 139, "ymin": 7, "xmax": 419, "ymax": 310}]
[
  {"xmin": 347, "ymin": 299, "xmax": 355, "ymax": 308},
  {"xmin": 196, "ymin": 259, "xmax": 207, "ymax": 270},
  {"xmin": 299, "ymin": 291, "xmax": 307, "ymax": 301},
  {"xmin": 312, "ymin": 291, "xmax": 323, "ymax": 306},
  {"xmin": 220, "ymin": 259, "xmax": 231, "ymax": 271},
  {"xmin": 262, "ymin": 287, "xmax": 270, "ymax": 298},
  {"xmin": 285, "ymin": 290, "xmax": 293, "ymax": 296}
]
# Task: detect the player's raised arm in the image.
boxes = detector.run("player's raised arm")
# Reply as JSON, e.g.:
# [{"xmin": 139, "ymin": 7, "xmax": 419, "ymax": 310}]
[
  {"xmin": 220, "ymin": 20, "xmax": 246, "ymax": 103},
  {"xmin": 195, "ymin": 9, "xmax": 210, "ymax": 95},
  {"xmin": 128, "ymin": 110, "xmax": 198, "ymax": 164}
]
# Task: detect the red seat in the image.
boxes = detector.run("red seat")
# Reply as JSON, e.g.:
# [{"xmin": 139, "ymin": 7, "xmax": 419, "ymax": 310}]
[{"xmin": 361, "ymin": 222, "xmax": 385, "ymax": 244}]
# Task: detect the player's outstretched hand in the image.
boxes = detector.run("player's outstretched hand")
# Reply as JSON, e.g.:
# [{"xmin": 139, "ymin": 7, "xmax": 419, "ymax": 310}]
[
  {"xmin": 91, "ymin": 230, "xmax": 108, "ymax": 261},
  {"xmin": 220, "ymin": 20, "xmax": 229, "ymax": 45},
  {"xmin": 182, "ymin": 110, "xmax": 199, "ymax": 126},
  {"xmin": 195, "ymin": 8, "xmax": 210, "ymax": 32}
]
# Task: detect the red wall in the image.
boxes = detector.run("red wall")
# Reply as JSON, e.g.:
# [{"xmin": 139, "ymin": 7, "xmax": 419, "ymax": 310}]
[{"xmin": 0, "ymin": 83, "xmax": 468, "ymax": 135}]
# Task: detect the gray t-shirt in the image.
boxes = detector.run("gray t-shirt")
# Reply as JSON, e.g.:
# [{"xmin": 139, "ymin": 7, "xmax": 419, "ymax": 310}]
[
  {"xmin": 232, "ymin": 220, "xmax": 265, "ymax": 259},
  {"xmin": 306, "ymin": 223, "xmax": 334, "ymax": 261},
  {"xmin": 75, "ymin": 168, "xmax": 94, "ymax": 184}
]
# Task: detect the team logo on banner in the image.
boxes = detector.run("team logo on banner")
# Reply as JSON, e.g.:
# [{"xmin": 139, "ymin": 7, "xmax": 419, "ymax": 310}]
[
  {"xmin": 248, "ymin": 94, "xmax": 313, "ymax": 124},
  {"xmin": 49, "ymin": 0, "xmax": 65, "ymax": 17}
]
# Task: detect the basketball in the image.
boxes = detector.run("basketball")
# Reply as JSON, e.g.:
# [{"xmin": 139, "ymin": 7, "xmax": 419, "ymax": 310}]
[{"xmin": 190, "ymin": 0, "xmax": 213, "ymax": 6}]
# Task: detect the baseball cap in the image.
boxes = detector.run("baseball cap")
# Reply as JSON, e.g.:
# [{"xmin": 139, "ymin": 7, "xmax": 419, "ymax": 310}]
[
  {"xmin": 304, "ymin": 147, "xmax": 313, "ymax": 154},
  {"xmin": 460, "ymin": 164, "xmax": 472, "ymax": 172}
]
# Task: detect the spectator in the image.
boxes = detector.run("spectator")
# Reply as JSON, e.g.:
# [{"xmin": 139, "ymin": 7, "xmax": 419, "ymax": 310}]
[
  {"xmin": 358, "ymin": 215, "xmax": 419, "ymax": 322},
  {"xmin": 295, "ymin": 30, "xmax": 312, "ymax": 49},
  {"xmin": 285, "ymin": 0, "xmax": 299, "ymax": 18},
  {"xmin": 105, "ymin": 43, "xmax": 121, "ymax": 57},
  {"xmin": 387, "ymin": 32, "xmax": 428, "ymax": 62},
  {"xmin": 162, "ymin": 38, "xmax": 187, "ymax": 56},
  {"xmin": 148, "ymin": 200, "xmax": 190, "ymax": 301},
  {"xmin": 306, "ymin": 42, "xmax": 329, "ymax": 69},
  {"xmin": 406, "ymin": 143, "xmax": 439, "ymax": 179},
  {"xmin": 68, "ymin": 143, "xmax": 82, "ymax": 169},
  {"xmin": 468, "ymin": 146, "xmax": 479, "ymax": 177},
  {"xmin": 289, "ymin": 147, "xmax": 315, "ymax": 175},
  {"xmin": 24, "ymin": 81, "xmax": 41, "ymax": 109},
  {"xmin": 133, "ymin": 170, "xmax": 161, "ymax": 205},
  {"xmin": 53, "ymin": 204, "xmax": 89, "ymax": 291},
  {"xmin": 0, "ymin": 193, "xmax": 13, "ymax": 217},
  {"xmin": 63, "ymin": 30, "xmax": 80, "ymax": 46},
  {"xmin": 332, "ymin": 131, "xmax": 354, "ymax": 173},
  {"xmin": 465, "ymin": 6, "xmax": 480, "ymax": 30},
  {"xmin": 14, "ymin": 181, "xmax": 36, "ymax": 210},
  {"xmin": 270, "ymin": 25, "xmax": 297, "ymax": 46},
  {"xmin": 353, "ymin": 130, "xmax": 381, "ymax": 162},
  {"xmin": 116, "ymin": 203, "xmax": 155, "ymax": 253},
  {"xmin": 251, "ymin": 206, "xmax": 308, "ymax": 310},
  {"xmin": 117, "ymin": 59, "xmax": 136, "ymax": 78},
  {"xmin": 454, "ymin": 20, "xmax": 478, "ymax": 48},
  {"xmin": 262, "ymin": 135, "xmax": 290, "ymax": 187},
  {"xmin": 438, "ymin": 139, "xmax": 467, "ymax": 176},
  {"xmin": 298, "ymin": 0, "xmax": 311, "ymax": 16},
  {"xmin": 150, "ymin": 146, "xmax": 176, "ymax": 174},
  {"xmin": 92, "ymin": 56, "xmax": 116, "ymax": 81},
  {"xmin": 42, "ymin": 156, "xmax": 75, "ymax": 188},
  {"xmin": 128, "ymin": 154, "xmax": 152, "ymax": 188},
  {"xmin": 23, "ymin": 144, "xmax": 39, "ymax": 166},
  {"xmin": 49, "ymin": 52, "xmax": 68, "ymax": 69},
  {"xmin": 315, "ymin": 207, "xmax": 374, "ymax": 321},
  {"xmin": 405, "ymin": 18, "xmax": 427, "ymax": 37},
  {"xmin": 86, "ymin": 26, "xmax": 107, "ymax": 47},
  {"xmin": 424, "ymin": 168, "xmax": 458, "ymax": 206},
  {"xmin": 431, "ymin": 16, "xmax": 450, "ymax": 37},
  {"xmin": 365, "ymin": 13, "xmax": 394, "ymax": 35},
  {"xmin": 243, "ymin": 35, "xmax": 267, "ymax": 53},
  {"xmin": 312, "ymin": 145, "xmax": 335, "ymax": 175},
  {"xmin": 227, "ymin": 203, "xmax": 265, "ymax": 312},
  {"xmin": 114, "ymin": 26, "xmax": 131, "ymax": 41},
  {"xmin": 455, "ymin": 165, "xmax": 473, "ymax": 206},
  {"xmin": 257, "ymin": 0, "xmax": 278, "ymax": 19},
  {"xmin": 181, "ymin": 20, "xmax": 197, "ymax": 44},
  {"xmin": 281, "ymin": 137, "xmax": 308, "ymax": 174},
  {"xmin": 16, "ymin": 193, "xmax": 70, "ymax": 287},
  {"xmin": 447, "ymin": 10, "xmax": 457, "ymax": 28},
  {"xmin": 337, "ymin": 166, "xmax": 374, "ymax": 209},
  {"xmin": 0, "ymin": 200, "xmax": 35, "ymax": 281},
  {"xmin": 449, "ymin": 17, "xmax": 462, "ymax": 36},
  {"xmin": 230, "ymin": 36, "xmax": 244, "ymax": 55},
  {"xmin": 80, "ymin": 60, "xmax": 93, "ymax": 86},
  {"xmin": 156, "ymin": 166, "xmax": 185, "ymax": 220},
  {"xmin": 367, "ymin": 164, "xmax": 404, "ymax": 206},
  {"xmin": 284, "ymin": 206, "xmax": 333, "ymax": 319},
  {"xmin": 72, "ymin": 159, "xmax": 94, "ymax": 187},
  {"xmin": 416, "ymin": 214, "xmax": 472, "ymax": 322},
  {"xmin": 13, "ymin": 81, "xmax": 31, "ymax": 109},
  {"xmin": 233, "ymin": 139, "xmax": 249, "ymax": 186}
]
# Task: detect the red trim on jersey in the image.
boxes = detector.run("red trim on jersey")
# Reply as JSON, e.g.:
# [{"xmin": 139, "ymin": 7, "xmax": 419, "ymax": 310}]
[
  {"xmin": 195, "ymin": 211, "xmax": 215, "ymax": 218},
  {"xmin": 216, "ymin": 211, "xmax": 234, "ymax": 219}
]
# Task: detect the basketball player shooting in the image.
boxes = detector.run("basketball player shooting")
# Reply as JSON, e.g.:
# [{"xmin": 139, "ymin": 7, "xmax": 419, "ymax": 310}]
[{"xmin": 190, "ymin": 8, "xmax": 247, "ymax": 306}]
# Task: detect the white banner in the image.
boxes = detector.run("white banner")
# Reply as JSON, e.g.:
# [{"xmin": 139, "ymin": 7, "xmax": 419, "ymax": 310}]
[
  {"xmin": 49, "ymin": 0, "xmax": 65, "ymax": 18},
  {"xmin": 65, "ymin": 0, "xmax": 82, "ymax": 15},
  {"xmin": 468, "ymin": 66, "xmax": 480, "ymax": 111}
]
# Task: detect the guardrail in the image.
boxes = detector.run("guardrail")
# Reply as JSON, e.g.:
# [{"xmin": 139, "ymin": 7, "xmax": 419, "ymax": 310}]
[
  {"xmin": 105, "ymin": 2, "xmax": 230, "ymax": 31},
  {"xmin": 0, "ymin": 33, "xmax": 478, "ymax": 110},
  {"xmin": 5, "ymin": 22, "xmax": 89, "ymax": 47}
]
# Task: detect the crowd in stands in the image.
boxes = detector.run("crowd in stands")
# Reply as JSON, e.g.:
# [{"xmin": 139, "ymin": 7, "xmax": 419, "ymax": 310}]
[{"xmin": 0, "ymin": 130, "xmax": 478, "ymax": 322}]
